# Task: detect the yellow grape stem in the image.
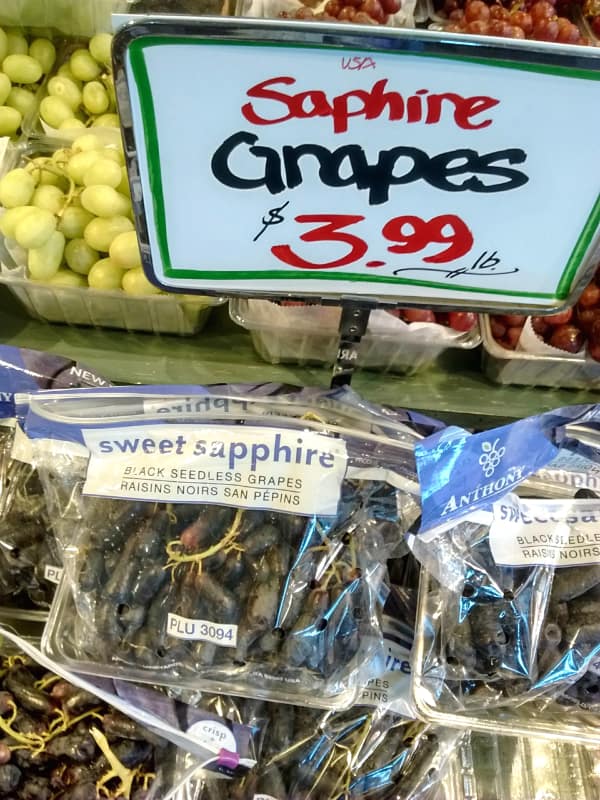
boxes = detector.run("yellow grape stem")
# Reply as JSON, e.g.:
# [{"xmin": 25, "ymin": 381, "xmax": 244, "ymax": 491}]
[{"xmin": 165, "ymin": 508, "xmax": 244, "ymax": 573}]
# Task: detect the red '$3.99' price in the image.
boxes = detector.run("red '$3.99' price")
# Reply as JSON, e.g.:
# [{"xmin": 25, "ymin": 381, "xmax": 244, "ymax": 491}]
[{"xmin": 271, "ymin": 213, "xmax": 474, "ymax": 270}]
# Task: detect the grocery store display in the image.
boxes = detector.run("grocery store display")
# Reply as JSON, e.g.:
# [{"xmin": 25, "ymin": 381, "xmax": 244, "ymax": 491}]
[
  {"xmin": 0, "ymin": 27, "xmax": 56, "ymax": 137},
  {"xmin": 38, "ymin": 34, "xmax": 118, "ymax": 134},
  {"xmin": 230, "ymin": 300, "xmax": 481, "ymax": 374},
  {"xmin": 237, "ymin": 0, "xmax": 415, "ymax": 24}
]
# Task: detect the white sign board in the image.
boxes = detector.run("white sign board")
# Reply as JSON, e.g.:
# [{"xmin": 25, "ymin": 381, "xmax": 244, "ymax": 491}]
[{"xmin": 114, "ymin": 19, "xmax": 600, "ymax": 309}]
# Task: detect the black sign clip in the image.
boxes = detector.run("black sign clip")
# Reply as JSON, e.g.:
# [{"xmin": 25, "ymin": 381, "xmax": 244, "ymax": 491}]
[{"xmin": 330, "ymin": 302, "xmax": 373, "ymax": 388}]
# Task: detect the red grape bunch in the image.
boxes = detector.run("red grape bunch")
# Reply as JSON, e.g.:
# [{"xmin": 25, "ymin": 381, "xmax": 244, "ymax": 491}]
[
  {"xmin": 442, "ymin": 0, "xmax": 589, "ymax": 42},
  {"xmin": 389, "ymin": 308, "xmax": 478, "ymax": 331},
  {"xmin": 280, "ymin": 0, "xmax": 401, "ymax": 23},
  {"xmin": 490, "ymin": 269, "xmax": 600, "ymax": 361}
]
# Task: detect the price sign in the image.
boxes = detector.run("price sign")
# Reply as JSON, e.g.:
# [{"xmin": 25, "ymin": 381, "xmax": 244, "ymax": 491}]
[{"xmin": 113, "ymin": 18, "xmax": 600, "ymax": 310}]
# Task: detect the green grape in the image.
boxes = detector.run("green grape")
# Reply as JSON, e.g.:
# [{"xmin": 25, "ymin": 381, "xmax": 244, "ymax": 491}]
[
  {"xmin": 51, "ymin": 148, "xmax": 71, "ymax": 166},
  {"xmin": 14, "ymin": 207, "xmax": 57, "ymax": 249},
  {"xmin": 0, "ymin": 74, "xmax": 10, "ymax": 106},
  {"xmin": 72, "ymin": 133, "xmax": 103, "ymax": 152},
  {"xmin": 102, "ymin": 148, "xmax": 125, "ymax": 167},
  {"xmin": 47, "ymin": 75, "xmax": 82, "ymax": 110},
  {"xmin": 81, "ymin": 185, "xmax": 130, "ymax": 218},
  {"xmin": 0, "ymin": 29, "xmax": 7, "ymax": 63},
  {"xmin": 66, "ymin": 150, "xmax": 102, "ymax": 185},
  {"xmin": 2, "ymin": 54, "xmax": 43, "ymax": 84},
  {"xmin": 6, "ymin": 87, "xmax": 35, "ymax": 118},
  {"xmin": 82, "ymin": 81, "xmax": 109, "ymax": 115},
  {"xmin": 0, "ymin": 205, "xmax": 36, "ymax": 239},
  {"xmin": 109, "ymin": 230, "xmax": 141, "ymax": 269},
  {"xmin": 29, "ymin": 38, "xmax": 56, "ymax": 74},
  {"xmin": 92, "ymin": 113, "xmax": 120, "ymax": 128},
  {"xmin": 28, "ymin": 230, "xmax": 65, "ymax": 281},
  {"xmin": 105, "ymin": 76, "xmax": 116, "ymax": 112},
  {"xmin": 83, "ymin": 159, "xmax": 122, "ymax": 189},
  {"xmin": 47, "ymin": 269, "xmax": 87, "ymax": 288},
  {"xmin": 40, "ymin": 96, "xmax": 73, "ymax": 128},
  {"xmin": 0, "ymin": 105, "xmax": 21, "ymax": 136},
  {"xmin": 88, "ymin": 257, "xmax": 125, "ymax": 290},
  {"xmin": 70, "ymin": 48, "xmax": 101, "ymax": 82},
  {"xmin": 57, "ymin": 64, "xmax": 81, "ymax": 86},
  {"xmin": 26, "ymin": 158, "xmax": 66, "ymax": 189},
  {"xmin": 57, "ymin": 206, "xmax": 94, "ymax": 239},
  {"xmin": 89, "ymin": 33, "xmax": 112, "ymax": 66},
  {"xmin": 58, "ymin": 118, "xmax": 85, "ymax": 130},
  {"xmin": 122, "ymin": 267, "xmax": 161, "ymax": 295},
  {"xmin": 32, "ymin": 185, "xmax": 64, "ymax": 214},
  {"xmin": 65, "ymin": 238, "xmax": 98, "ymax": 274},
  {"xmin": 83, "ymin": 215, "xmax": 133, "ymax": 252},
  {"xmin": 117, "ymin": 166, "xmax": 131, "ymax": 198},
  {"xmin": 0, "ymin": 168, "xmax": 36, "ymax": 208},
  {"xmin": 6, "ymin": 32, "xmax": 28, "ymax": 57}
]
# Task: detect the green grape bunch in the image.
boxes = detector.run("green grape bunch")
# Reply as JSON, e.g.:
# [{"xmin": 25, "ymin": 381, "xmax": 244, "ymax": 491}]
[
  {"xmin": 40, "ymin": 33, "xmax": 119, "ymax": 132},
  {"xmin": 0, "ymin": 27, "xmax": 56, "ymax": 137},
  {"xmin": 0, "ymin": 134, "xmax": 159, "ymax": 295}
]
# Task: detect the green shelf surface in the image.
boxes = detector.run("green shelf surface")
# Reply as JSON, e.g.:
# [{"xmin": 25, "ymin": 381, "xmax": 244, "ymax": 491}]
[{"xmin": 0, "ymin": 291, "xmax": 597, "ymax": 429}]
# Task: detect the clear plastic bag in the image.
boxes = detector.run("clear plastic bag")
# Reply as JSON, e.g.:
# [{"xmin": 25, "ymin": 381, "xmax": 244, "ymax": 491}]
[
  {"xmin": 411, "ymin": 404, "xmax": 600, "ymax": 742},
  {"xmin": 179, "ymin": 698, "xmax": 457, "ymax": 800},
  {"xmin": 27, "ymin": 387, "xmax": 422, "ymax": 708},
  {"xmin": 0, "ymin": 346, "xmax": 110, "ymax": 614}
]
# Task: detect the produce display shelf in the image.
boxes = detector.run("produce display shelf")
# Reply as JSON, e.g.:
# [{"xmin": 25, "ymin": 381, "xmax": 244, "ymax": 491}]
[{"xmin": 0, "ymin": 289, "xmax": 596, "ymax": 429}]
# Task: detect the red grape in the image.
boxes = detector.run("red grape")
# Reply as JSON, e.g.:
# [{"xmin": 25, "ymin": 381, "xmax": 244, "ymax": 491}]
[
  {"xmin": 545, "ymin": 308, "xmax": 573, "ymax": 325},
  {"xmin": 578, "ymin": 282, "xmax": 600, "ymax": 308},
  {"xmin": 490, "ymin": 5, "xmax": 511, "ymax": 19},
  {"xmin": 588, "ymin": 340, "xmax": 600, "ymax": 362},
  {"xmin": 381, "ymin": 0, "xmax": 401, "ymax": 13},
  {"xmin": 557, "ymin": 19, "xmax": 581, "ymax": 41},
  {"xmin": 548, "ymin": 324, "xmax": 584, "ymax": 353},
  {"xmin": 448, "ymin": 311, "xmax": 477, "ymax": 331},
  {"xmin": 338, "ymin": 5, "xmax": 357, "ymax": 18},
  {"xmin": 488, "ymin": 18, "xmax": 508, "ymax": 33},
  {"xmin": 466, "ymin": 19, "xmax": 490, "ymax": 31},
  {"xmin": 590, "ymin": 318, "xmax": 600, "ymax": 343},
  {"xmin": 402, "ymin": 309, "xmax": 437, "ymax": 323},
  {"xmin": 505, "ymin": 326, "xmax": 523, "ymax": 349},
  {"xmin": 577, "ymin": 308, "xmax": 600, "ymax": 334},
  {"xmin": 465, "ymin": 0, "xmax": 490, "ymax": 20},
  {"xmin": 510, "ymin": 9, "xmax": 533, "ymax": 32},
  {"xmin": 532, "ymin": 316, "xmax": 550, "ymax": 337},
  {"xmin": 490, "ymin": 317, "xmax": 507, "ymax": 340},
  {"xmin": 509, "ymin": 24, "xmax": 527, "ymax": 36},
  {"xmin": 533, "ymin": 17, "xmax": 559, "ymax": 39},
  {"xmin": 449, "ymin": 8, "xmax": 465, "ymax": 19},
  {"xmin": 530, "ymin": 1, "xmax": 555, "ymax": 21},
  {"xmin": 593, "ymin": 16, "xmax": 600, "ymax": 36}
]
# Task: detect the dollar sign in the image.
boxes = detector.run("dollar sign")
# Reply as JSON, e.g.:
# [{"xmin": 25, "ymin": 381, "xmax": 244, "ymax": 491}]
[{"xmin": 253, "ymin": 201, "xmax": 290, "ymax": 242}]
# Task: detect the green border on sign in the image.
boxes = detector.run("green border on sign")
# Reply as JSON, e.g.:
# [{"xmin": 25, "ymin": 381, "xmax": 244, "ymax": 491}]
[{"xmin": 128, "ymin": 36, "xmax": 600, "ymax": 300}]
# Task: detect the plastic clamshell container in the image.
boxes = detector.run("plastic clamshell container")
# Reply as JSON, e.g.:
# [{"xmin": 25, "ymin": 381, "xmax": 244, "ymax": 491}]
[
  {"xmin": 480, "ymin": 315, "xmax": 600, "ymax": 390},
  {"xmin": 412, "ymin": 570, "xmax": 600, "ymax": 747},
  {"xmin": 43, "ymin": 575, "xmax": 361, "ymax": 709},
  {"xmin": 0, "ymin": 139, "xmax": 224, "ymax": 335},
  {"xmin": 230, "ymin": 298, "xmax": 481, "ymax": 374},
  {"xmin": 441, "ymin": 732, "xmax": 600, "ymax": 800}
]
